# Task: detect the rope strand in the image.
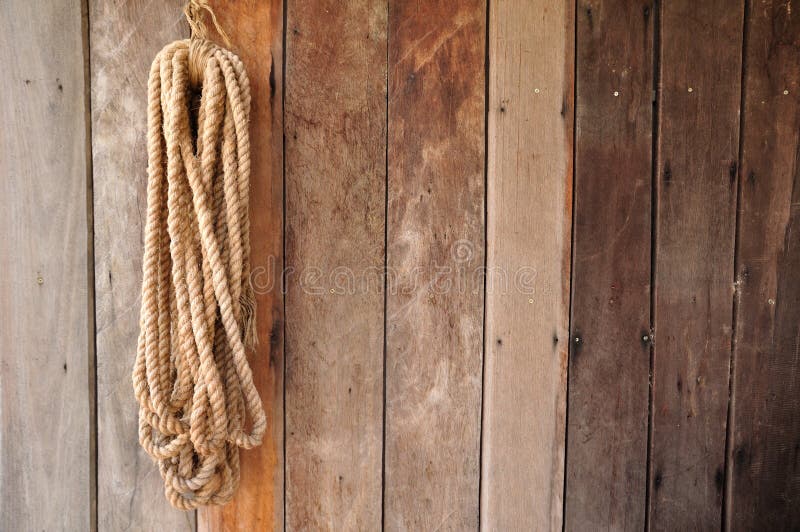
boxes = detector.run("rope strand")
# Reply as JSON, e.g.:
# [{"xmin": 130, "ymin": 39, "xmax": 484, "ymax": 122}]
[
  {"xmin": 184, "ymin": 0, "xmax": 232, "ymax": 47},
  {"xmin": 133, "ymin": 35, "xmax": 264, "ymax": 510}
]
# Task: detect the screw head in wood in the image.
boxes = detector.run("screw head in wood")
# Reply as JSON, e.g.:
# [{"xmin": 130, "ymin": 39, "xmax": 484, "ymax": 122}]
[
  {"xmin": 784, "ymin": 89, "xmax": 789, "ymax": 95},
  {"xmin": 687, "ymin": 87, "xmax": 693, "ymax": 93},
  {"xmin": 613, "ymin": 91, "xmax": 619, "ymax": 97}
]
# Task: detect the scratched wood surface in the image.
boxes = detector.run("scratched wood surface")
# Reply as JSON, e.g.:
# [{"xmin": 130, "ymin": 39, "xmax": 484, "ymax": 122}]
[
  {"xmin": 0, "ymin": 1, "xmax": 91, "ymax": 530},
  {"xmin": 197, "ymin": 1, "xmax": 285, "ymax": 531},
  {"xmin": 89, "ymin": 1, "xmax": 195, "ymax": 530},
  {"xmin": 565, "ymin": 1, "xmax": 654, "ymax": 530},
  {"xmin": 284, "ymin": 1, "xmax": 387, "ymax": 529},
  {"xmin": 726, "ymin": 1, "xmax": 800, "ymax": 530},
  {"xmin": 648, "ymin": 1, "xmax": 744, "ymax": 530},
  {"xmin": 481, "ymin": 1, "xmax": 574, "ymax": 530},
  {"xmin": 384, "ymin": 1, "xmax": 486, "ymax": 530}
]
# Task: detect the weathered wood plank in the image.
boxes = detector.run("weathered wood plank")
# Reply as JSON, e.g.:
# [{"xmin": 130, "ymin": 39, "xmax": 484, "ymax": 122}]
[
  {"xmin": 384, "ymin": 1, "xmax": 486, "ymax": 530},
  {"xmin": 197, "ymin": 1, "xmax": 285, "ymax": 530},
  {"xmin": 648, "ymin": 1, "xmax": 744, "ymax": 529},
  {"xmin": 89, "ymin": 1, "xmax": 195, "ymax": 529},
  {"xmin": 726, "ymin": 1, "xmax": 800, "ymax": 529},
  {"xmin": 565, "ymin": 1, "xmax": 654, "ymax": 530},
  {"xmin": 481, "ymin": 1, "xmax": 575, "ymax": 530},
  {"xmin": 284, "ymin": 1, "xmax": 387, "ymax": 529},
  {"xmin": 0, "ymin": 0, "xmax": 91, "ymax": 529}
]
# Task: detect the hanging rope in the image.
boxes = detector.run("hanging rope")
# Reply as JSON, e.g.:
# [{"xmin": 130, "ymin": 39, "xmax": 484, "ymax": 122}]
[{"xmin": 132, "ymin": 1, "xmax": 266, "ymax": 510}]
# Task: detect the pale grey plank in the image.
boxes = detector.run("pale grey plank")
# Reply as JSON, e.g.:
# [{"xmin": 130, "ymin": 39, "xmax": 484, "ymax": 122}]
[
  {"xmin": 481, "ymin": 0, "xmax": 575, "ymax": 530},
  {"xmin": 0, "ymin": 0, "xmax": 91, "ymax": 529},
  {"xmin": 89, "ymin": 0, "xmax": 194, "ymax": 529}
]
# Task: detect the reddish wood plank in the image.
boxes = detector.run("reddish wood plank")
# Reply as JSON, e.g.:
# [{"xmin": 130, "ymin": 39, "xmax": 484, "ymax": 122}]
[
  {"xmin": 566, "ymin": 1, "xmax": 654, "ymax": 530},
  {"xmin": 198, "ymin": 0, "xmax": 285, "ymax": 530},
  {"xmin": 384, "ymin": 1, "xmax": 486, "ymax": 529},
  {"xmin": 481, "ymin": 1, "xmax": 574, "ymax": 530},
  {"xmin": 283, "ymin": 1, "xmax": 387, "ymax": 529},
  {"xmin": 649, "ymin": 1, "xmax": 744, "ymax": 529},
  {"xmin": 726, "ymin": 1, "xmax": 800, "ymax": 529}
]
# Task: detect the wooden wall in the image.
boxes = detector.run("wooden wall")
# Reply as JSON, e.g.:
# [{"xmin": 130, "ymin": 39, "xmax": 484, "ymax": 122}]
[{"xmin": 1, "ymin": 1, "xmax": 798, "ymax": 531}]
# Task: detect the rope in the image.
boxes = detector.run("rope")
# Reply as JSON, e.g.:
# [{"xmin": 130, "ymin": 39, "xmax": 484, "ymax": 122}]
[
  {"xmin": 132, "ymin": 3, "xmax": 265, "ymax": 510},
  {"xmin": 184, "ymin": 0, "xmax": 232, "ymax": 46}
]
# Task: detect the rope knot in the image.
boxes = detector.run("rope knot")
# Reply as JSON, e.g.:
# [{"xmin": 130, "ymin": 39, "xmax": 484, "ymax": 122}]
[
  {"xmin": 184, "ymin": 0, "xmax": 231, "ymax": 47},
  {"xmin": 188, "ymin": 38, "xmax": 214, "ymax": 88}
]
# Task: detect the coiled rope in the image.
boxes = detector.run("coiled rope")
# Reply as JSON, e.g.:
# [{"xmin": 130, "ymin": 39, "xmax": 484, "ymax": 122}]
[{"xmin": 132, "ymin": 1, "xmax": 266, "ymax": 510}]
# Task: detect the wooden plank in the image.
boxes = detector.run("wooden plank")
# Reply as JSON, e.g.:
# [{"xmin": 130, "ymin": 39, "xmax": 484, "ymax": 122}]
[
  {"xmin": 384, "ymin": 1, "xmax": 486, "ymax": 529},
  {"xmin": 648, "ymin": 1, "xmax": 744, "ymax": 529},
  {"xmin": 0, "ymin": 0, "xmax": 91, "ymax": 529},
  {"xmin": 726, "ymin": 1, "xmax": 800, "ymax": 529},
  {"xmin": 284, "ymin": 1, "xmax": 386, "ymax": 529},
  {"xmin": 197, "ymin": 1, "xmax": 285, "ymax": 530},
  {"xmin": 565, "ymin": 1, "xmax": 653, "ymax": 530},
  {"xmin": 89, "ymin": 1, "xmax": 195, "ymax": 530},
  {"xmin": 481, "ymin": 0, "xmax": 575, "ymax": 530}
]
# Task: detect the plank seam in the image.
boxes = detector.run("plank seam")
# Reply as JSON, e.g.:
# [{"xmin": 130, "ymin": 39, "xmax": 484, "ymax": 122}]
[
  {"xmin": 281, "ymin": 0, "xmax": 288, "ymax": 529},
  {"xmin": 722, "ymin": 1, "xmax": 750, "ymax": 530},
  {"xmin": 478, "ymin": 0, "xmax": 490, "ymax": 529},
  {"xmin": 81, "ymin": 0, "xmax": 98, "ymax": 530},
  {"xmin": 381, "ymin": 1, "xmax": 389, "ymax": 528},
  {"xmin": 644, "ymin": 0, "xmax": 662, "ymax": 529},
  {"xmin": 561, "ymin": 0, "xmax": 578, "ymax": 530}
]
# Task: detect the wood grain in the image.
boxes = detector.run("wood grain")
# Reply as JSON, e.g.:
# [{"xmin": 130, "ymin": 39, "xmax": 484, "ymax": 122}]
[
  {"xmin": 284, "ymin": 1, "xmax": 387, "ymax": 529},
  {"xmin": 384, "ymin": 1, "xmax": 485, "ymax": 530},
  {"xmin": 0, "ymin": 0, "xmax": 91, "ymax": 529},
  {"xmin": 90, "ymin": 1, "xmax": 195, "ymax": 529},
  {"xmin": 565, "ymin": 1, "xmax": 654, "ymax": 530},
  {"xmin": 481, "ymin": 1, "xmax": 574, "ymax": 530},
  {"xmin": 648, "ymin": 1, "xmax": 744, "ymax": 529},
  {"xmin": 196, "ymin": 1, "xmax": 285, "ymax": 531},
  {"xmin": 726, "ymin": 1, "xmax": 800, "ymax": 529}
]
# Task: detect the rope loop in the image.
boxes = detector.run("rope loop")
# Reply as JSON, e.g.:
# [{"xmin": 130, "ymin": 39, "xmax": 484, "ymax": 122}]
[{"xmin": 133, "ymin": 37, "xmax": 264, "ymax": 510}]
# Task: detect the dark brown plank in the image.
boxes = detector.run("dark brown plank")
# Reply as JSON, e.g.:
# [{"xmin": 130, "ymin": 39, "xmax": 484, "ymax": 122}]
[
  {"xmin": 481, "ymin": 1, "xmax": 574, "ymax": 529},
  {"xmin": 197, "ymin": 0, "xmax": 285, "ymax": 530},
  {"xmin": 384, "ymin": 1, "xmax": 485, "ymax": 529},
  {"xmin": 0, "ymin": 1, "xmax": 91, "ymax": 529},
  {"xmin": 649, "ymin": 1, "xmax": 744, "ymax": 529},
  {"xmin": 566, "ymin": 1, "xmax": 654, "ymax": 530},
  {"xmin": 284, "ymin": 1, "xmax": 387, "ymax": 529},
  {"xmin": 726, "ymin": 1, "xmax": 800, "ymax": 529}
]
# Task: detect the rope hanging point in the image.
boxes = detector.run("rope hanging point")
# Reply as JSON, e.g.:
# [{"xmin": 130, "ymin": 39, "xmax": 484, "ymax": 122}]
[
  {"xmin": 184, "ymin": 0, "xmax": 232, "ymax": 47},
  {"xmin": 133, "ymin": 14, "xmax": 265, "ymax": 509}
]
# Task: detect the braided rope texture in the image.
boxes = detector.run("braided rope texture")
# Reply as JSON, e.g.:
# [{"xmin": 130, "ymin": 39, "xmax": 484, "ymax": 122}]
[{"xmin": 133, "ymin": 38, "xmax": 265, "ymax": 510}]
